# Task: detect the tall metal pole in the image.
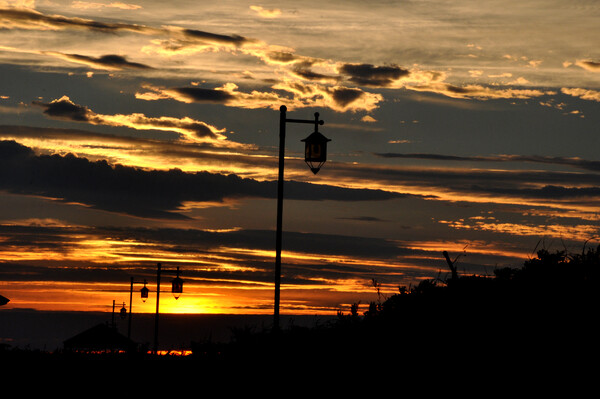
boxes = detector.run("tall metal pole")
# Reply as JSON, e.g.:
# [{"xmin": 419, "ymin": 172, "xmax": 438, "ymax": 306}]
[
  {"xmin": 111, "ymin": 300, "xmax": 116, "ymax": 328},
  {"xmin": 128, "ymin": 277, "xmax": 133, "ymax": 340},
  {"xmin": 154, "ymin": 262, "xmax": 161, "ymax": 354},
  {"xmin": 274, "ymin": 105, "xmax": 287, "ymax": 332}
]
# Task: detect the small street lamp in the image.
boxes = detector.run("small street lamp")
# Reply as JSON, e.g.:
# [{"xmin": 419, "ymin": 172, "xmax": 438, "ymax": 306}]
[
  {"xmin": 274, "ymin": 105, "xmax": 329, "ymax": 331},
  {"xmin": 127, "ymin": 277, "xmax": 149, "ymax": 341},
  {"xmin": 119, "ymin": 302, "xmax": 127, "ymax": 319},
  {"xmin": 140, "ymin": 279, "xmax": 149, "ymax": 302},
  {"xmin": 111, "ymin": 300, "xmax": 127, "ymax": 328},
  {"xmin": 301, "ymin": 116, "xmax": 331, "ymax": 175},
  {"xmin": 171, "ymin": 267, "xmax": 184, "ymax": 300},
  {"xmin": 153, "ymin": 263, "xmax": 183, "ymax": 354}
]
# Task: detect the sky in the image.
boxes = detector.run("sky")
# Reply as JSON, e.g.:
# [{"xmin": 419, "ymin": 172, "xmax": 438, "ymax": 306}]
[{"xmin": 0, "ymin": 0, "xmax": 599, "ymax": 317}]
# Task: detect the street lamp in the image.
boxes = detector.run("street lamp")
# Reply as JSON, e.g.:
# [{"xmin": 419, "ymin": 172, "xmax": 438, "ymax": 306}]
[
  {"xmin": 171, "ymin": 267, "xmax": 184, "ymax": 300},
  {"xmin": 153, "ymin": 263, "xmax": 184, "ymax": 354},
  {"xmin": 111, "ymin": 300, "xmax": 127, "ymax": 328},
  {"xmin": 301, "ymin": 121, "xmax": 331, "ymax": 175},
  {"xmin": 127, "ymin": 277, "xmax": 150, "ymax": 341},
  {"xmin": 274, "ymin": 105, "xmax": 329, "ymax": 331},
  {"xmin": 140, "ymin": 279, "xmax": 149, "ymax": 302}
]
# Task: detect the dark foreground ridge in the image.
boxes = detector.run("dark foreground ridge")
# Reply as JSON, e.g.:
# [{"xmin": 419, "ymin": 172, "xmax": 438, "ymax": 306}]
[{"xmin": 2, "ymin": 246, "xmax": 599, "ymax": 369}]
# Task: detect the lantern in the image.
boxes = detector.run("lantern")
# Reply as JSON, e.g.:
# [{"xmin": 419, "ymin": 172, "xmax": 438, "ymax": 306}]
[
  {"xmin": 140, "ymin": 280, "xmax": 149, "ymax": 302},
  {"xmin": 119, "ymin": 302, "xmax": 127, "ymax": 319},
  {"xmin": 302, "ymin": 131, "xmax": 331, "ymax": 174},
  {"xmin": 171, "ymin": 267, "xmax": 183, "ymax": 300}
]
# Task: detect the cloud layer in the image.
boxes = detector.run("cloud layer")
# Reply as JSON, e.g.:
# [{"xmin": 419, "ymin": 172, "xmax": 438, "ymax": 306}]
[
  {"xmin": 33, "ymin": 96, "xmax": 229, "ymax": 144},
  {"xmin": 0, "ymin": 140, "xmax": 404, "ymax": 219}
]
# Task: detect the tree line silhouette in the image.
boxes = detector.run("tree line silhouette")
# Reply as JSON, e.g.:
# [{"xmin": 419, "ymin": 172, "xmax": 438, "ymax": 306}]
[{"xmin": 194, "ymin": 244, "xmax": 599, "ymax": 365}]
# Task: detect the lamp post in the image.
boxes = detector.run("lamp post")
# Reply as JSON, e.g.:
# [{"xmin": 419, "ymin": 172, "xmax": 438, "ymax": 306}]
[
  {"xmin": 274, "ymin": 105, "xmax": 330, "ymax": 332},
  {"xmin": 111, "ymin": 300, "xmax": 127, "ymax": 328},
  {"xmin": 153, "ymin": 263, "xmax": 184, "ymax": 354},
  {"xmin": 126, "ymin": 277, "xmax": 149, "ymax": 341}
]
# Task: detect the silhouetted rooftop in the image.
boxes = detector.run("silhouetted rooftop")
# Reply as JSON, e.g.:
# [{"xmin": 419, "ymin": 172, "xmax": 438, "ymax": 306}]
[{"xmin": 63, "ymin": 323, "xmax": 136, "ymax": 352}]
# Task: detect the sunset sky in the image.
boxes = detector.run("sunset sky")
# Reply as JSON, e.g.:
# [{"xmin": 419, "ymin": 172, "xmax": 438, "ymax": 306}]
[{"xmin": 0, "ymin": 0, "xmax": 599, "ymax": 317}]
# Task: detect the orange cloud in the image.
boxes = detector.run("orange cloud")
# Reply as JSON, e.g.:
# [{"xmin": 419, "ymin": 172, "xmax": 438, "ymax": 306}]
[
  {"xmin": 575, "ymin": 59, "xmax": 600, "ymax": 72},
  {"xmin": 407, "ymin": 82, "xmax": 554, "ymax": 100},
  {"xmin": 70, "ymin": 1, "xmax": 142, "ymax": 10},
  {"xmin": 561, "ymin": 87, "xmax": 600, "ymax": 102},
  {"xmin": 137, "ymin": 81, "xmax": 383, "ymax": 113},
  {"xmin": 41, "ymin": 51, "xmax": 151, "ymax": 70},
  {"xmin": 250, "ymin": 5, "xmax": 281, "ymax": 18},
  {"xmin": 33, "ymin": 95, "xmax": 231, "ymax": 144}
]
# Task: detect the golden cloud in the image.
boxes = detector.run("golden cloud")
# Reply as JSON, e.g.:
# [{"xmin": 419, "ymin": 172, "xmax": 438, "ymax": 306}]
[
  {"xmin": 575, "ymin": 60, "xmax": 600, "ymax": 72},
  {"xmin": 137, "ymin": 81, "xmax": 383, "ymax": 113},
  {"xmin": 34, "ymin": 95, "xmax": 233, "ymax": 145},
  {"xmin": 249, "ymin": 5, "xmax": 281, "ymax": 18},
  {"xmin": 408, "ymin": 82, "xmax": 554, "ymax": 100},
  {"xmin": 561, "ymin": 87, "xmax": 600, "ymax": 102},
  {"xmin": 71, "ymin": 1, "xmax": 142, "ymax": 10}
]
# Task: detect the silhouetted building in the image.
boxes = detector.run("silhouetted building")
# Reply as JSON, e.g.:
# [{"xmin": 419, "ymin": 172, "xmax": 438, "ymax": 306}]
[{"xmin": 63, "ymin": 323, "xmax": 136, "ymax": 353}]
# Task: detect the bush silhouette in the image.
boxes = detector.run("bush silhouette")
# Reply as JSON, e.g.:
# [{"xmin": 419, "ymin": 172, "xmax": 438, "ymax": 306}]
[{"xmin": 210, "ymin": 245, "xmax": 600, "ymax": 364}]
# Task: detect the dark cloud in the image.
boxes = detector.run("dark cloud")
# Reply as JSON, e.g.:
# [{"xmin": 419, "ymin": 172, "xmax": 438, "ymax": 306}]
[
  {"xmin": 339, "ymin": 63, "xmax": 410, "ymax": 87},
  {"xmin": 172, "ymin": 87, "xmax": 236, "ymax": 103},
  {"xmin": 0, "ymin": 141, "xmax": 404, "ymax": 219},
  {"xmin": 472, "ymin": 185, "xmax": 600, "ymax": 200},
  {"xmin": 376, "ymin": 153, "xmax": 481, "ymax": 161},
  {"xmin": 182, "ymin": 29, "xmax": 250, "ymax": 46},
  {"xmin": 32, "ymin": 97, "xmax": 91, "ymax": 121},
  {"xmin": 336, "ymin": 216, "xmax": 388, "ymax": 222},
  {"xmin": 0, "ymin": 223, "xmax": 428, "ymax": 284},
  {"xmin": 265, "ymin": 51, "xmax": 300, "ymax": 64},
  {"xmin": 31, "ymin": 97, "xmax": 223, "ymax": 140},
  {"xmin": 0, "ymin": 8, "xmax": 157, "ymax": 34},
  {"xmin": 291, "ymin": 67, "xmax": 339, "ymax": 82},
  {"xmin": 331, "ymin": 87, "xmax": 365, "ymax": 107},
  {"xmin": 54, "ymin": 53, "xmax": 152, "ymax": 70},
  {"xmin": 374, "ymin": 152, "xmax": 600, "ymax": 172},
  {"xmin": 325, "ymin": 158, "xmax": 600, "ymax": 206},
  {"xmin": 576, "ymin": 60, "xmax": 600, "ymax": 72},
  {"xmin": 0, "ymin": 8, "xmax": 252, "ymax": 50},
  {"xmin": 0, "ymin": 124, "xmax": 161, "ymax": 145}
]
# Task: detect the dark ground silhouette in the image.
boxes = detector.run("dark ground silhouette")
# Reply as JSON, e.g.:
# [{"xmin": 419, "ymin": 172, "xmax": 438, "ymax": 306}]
[{"xmin": 2, "ymin": 246, "xmax": 599, "ymax": 372}]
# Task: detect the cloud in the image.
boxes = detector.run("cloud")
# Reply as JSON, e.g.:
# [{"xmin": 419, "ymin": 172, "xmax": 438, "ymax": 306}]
[
  {"xmin": 140, "ymin": 27, "xmax": 255, "ymax": 57},
  {"xmin": 0, "ymin": 45, "xmax": 151, "ymax": 73},
  {"xmin": 289, "ymin": 65, "xmax": 340, "ymax": 83},
  {"xmin": 373, "ymin": 152, "xmax": 600, "ymax": 173},
  {"xmin": 70, "ymin": 1, "xmax": 142, "ymax": 10},
  {"xmin": 0, "ymin": 123, "xmax": 263, "ymax": 174},
  {"xmin": 136, "ymin": 83, "xmax": 284, "ymax": 110},
  {"xmin": 272, "ymin": 80, "xmax": 383, "ymax": 112},
  {"xmin": 32, "ymin": 96, "xmax": 228, "ymax": 143},
  {"xmin": 336, "ymin": 216, "xmax": 388, "ymax": 223},
  {"xmin": 338, "ymin": 63, "xmax": 410, "ymax": 87},
  {"xmin": 250, "ymin": 5, "xmax": 281, "ymax": 18},
  {"xmin": 575, "ymin": 60, "xmax": 600, "ymax": 72},
  {"xmin": 41, "ymin": 52, "xmax": 152, "ymax": 71},
  {"xmin": 561, "ymin": 87, "xmax": 600, "ymax": 102},
  {"xmin": 0, "ymin": 7, "xmax": 159, "ymax": 33},
  {"xmin": 180, "ymin": 28, "xmax": 250, "ymax": 47},
  {"xmin": 361, "ymin": 115, "xmax": 376, "ymax": 123},
  {"xmin": 0, "ymin": 223, "xmax": 426, "ymax": 289},
  {"xmin": 0, "ymin": 7, "xmax": 250, "ymax": 53},
  {"xmin": 438, "ymin": 219, "xmax": 598, "ymax": 242},
  {"xmin": 0, "ymin": 140, "xmax": 406, "ymax": 219},
  {"xmin": 407, "ymin": 82, "xmax": 554, "ymax": 100},
  {"xmin": 137, "ymin": 81, "xmax": 383, "ymax": 112},
  {"xmin": 317, "ymin": 155, "xmax": 600, "ymax": 221}
]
